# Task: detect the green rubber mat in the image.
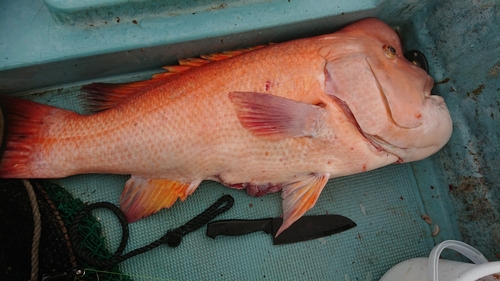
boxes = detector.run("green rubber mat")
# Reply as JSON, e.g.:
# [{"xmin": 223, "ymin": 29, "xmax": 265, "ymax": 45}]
[{"xmin": 50, "ymin": 164, "xmax": 434, "ymax": 280}]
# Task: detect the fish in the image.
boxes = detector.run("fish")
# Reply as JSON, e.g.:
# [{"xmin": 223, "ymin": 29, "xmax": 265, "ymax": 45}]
[{"xmin": 0, "ymin": 18, "xmax": 452, "ymax": 236}]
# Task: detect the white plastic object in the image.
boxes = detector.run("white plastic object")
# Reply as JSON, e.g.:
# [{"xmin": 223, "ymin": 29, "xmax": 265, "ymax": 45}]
[
  {"xmin": 427, "ymin": 240, "xmax": 488, "ymax": 280},
  {"xmin": 380, "ymin": 240, "xmax": 500, "ymax": 281}
]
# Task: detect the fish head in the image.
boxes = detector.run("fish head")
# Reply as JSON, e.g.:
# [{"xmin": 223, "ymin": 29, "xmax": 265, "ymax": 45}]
[{"xmin": 322, "ymin": 18, "xmax": 452, "ymax": 162}]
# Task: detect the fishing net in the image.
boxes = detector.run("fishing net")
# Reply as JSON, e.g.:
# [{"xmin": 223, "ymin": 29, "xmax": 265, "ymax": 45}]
[{"xmin": 0, "ymin": 179, "xmax": 132, "ymax": 281}]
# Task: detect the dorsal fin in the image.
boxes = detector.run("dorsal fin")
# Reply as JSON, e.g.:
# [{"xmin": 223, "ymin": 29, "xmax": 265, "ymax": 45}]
[
  {"xmin": 81, "ymin": 45, "xmax": 266, "ymax": 112},
  {"xmin": 153, "ymin": 45, "xmax": 266, "ymax": 78},
  {"xmin": 81, "ymin": 80, "xmax": 158, "ymax": 112}
]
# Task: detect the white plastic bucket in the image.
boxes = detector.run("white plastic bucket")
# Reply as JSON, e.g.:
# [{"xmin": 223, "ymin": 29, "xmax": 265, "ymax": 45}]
[{"xmin": 380, "ymin": 240, "xmax": 500, "ymax": 281}]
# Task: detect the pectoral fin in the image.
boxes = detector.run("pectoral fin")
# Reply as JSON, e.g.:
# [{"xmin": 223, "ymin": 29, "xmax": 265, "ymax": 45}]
[
  {"xmin": 277, "ymin": 172, "xmax": 330, "ymax": 236},
  {"xmin": 229, "ymin": 92, "xmax": 327, "ymax": 140},
  {"xmin": 120, "ymin": 176, "xmax": 201, "ymax": 222}
]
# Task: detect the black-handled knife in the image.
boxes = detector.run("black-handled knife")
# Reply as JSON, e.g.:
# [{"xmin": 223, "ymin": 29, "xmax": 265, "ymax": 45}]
[{"xmin": 206, "ymin": 214, "xmax": 356, "ymax": 245}]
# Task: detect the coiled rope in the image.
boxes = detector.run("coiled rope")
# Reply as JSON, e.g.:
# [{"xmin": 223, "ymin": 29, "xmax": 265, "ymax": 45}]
[
  {"xmin": 70, "ymin": 195, "xmax": 234, "ymax": 270},
  {"xmin": 23, "ymin": 179, "xmax": 41, "ymax": 281}
]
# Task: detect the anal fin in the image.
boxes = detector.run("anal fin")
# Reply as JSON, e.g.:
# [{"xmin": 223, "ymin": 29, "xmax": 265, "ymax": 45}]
[
  {"xmin": 277, "ymin": 172, "xmax": 330, "ymax": 236},
  {"xmin": 120, "ymin": 176, "xmax": 201, "ymax": 222}
]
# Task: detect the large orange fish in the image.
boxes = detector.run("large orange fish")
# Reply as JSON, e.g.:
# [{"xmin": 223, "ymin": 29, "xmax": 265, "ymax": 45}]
[{"xmin": 0, "ymin": 18, "xmax": 452, "ymax": 235}]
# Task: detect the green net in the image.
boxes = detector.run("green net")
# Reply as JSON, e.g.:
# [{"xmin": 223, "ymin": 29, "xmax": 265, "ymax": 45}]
[{"xmin": 44, "ymin": 182, "xmax": 133, "ymax": 281}]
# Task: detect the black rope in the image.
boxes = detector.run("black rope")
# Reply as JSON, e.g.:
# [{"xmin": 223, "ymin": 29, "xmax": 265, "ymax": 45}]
[{"xmin": 70, "ymin": 195, "xmax": 234, "ymax": 269}]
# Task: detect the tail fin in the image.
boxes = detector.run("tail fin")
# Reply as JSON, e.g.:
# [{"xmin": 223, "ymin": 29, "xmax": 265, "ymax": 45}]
[{"xmin": 0, "ymin": 96, "xmax": 62, "ymax": 178}]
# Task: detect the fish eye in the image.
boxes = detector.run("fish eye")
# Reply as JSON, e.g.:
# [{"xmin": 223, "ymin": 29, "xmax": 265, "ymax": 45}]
[{"xmin": 383, "ymin": 45, "xmax": 397, "ymax": 59}]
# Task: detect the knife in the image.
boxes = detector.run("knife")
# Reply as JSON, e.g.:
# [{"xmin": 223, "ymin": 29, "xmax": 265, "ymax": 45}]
[{"xmin": 206, "ymin": 214, "xmax": 356, "ymax": 245}]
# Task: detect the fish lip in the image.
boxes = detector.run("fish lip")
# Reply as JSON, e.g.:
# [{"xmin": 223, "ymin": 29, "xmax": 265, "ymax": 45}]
[
  {"xmin": 424, "ymin": 75, "xmax": 434, "ymax": 97},
  {"xmin": 428, "ymin": 94, "xmax": 448, "ymax": 111}
]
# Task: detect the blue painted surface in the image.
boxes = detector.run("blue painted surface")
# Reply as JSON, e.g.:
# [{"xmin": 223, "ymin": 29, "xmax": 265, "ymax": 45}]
[{"xmin": 1, "ymin": 0, "xmax": 499, "ymax": 279}]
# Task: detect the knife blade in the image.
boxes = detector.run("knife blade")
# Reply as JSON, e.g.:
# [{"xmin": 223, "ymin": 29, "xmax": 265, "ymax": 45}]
[{"xmin": 206, "ymin": 214, "xmax": 356, "ymax": 245}]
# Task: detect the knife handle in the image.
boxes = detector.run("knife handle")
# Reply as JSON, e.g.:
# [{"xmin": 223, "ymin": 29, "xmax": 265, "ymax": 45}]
[{"xmin": 206, "ymin": 219, "xmax": 272, "ymax": 239}]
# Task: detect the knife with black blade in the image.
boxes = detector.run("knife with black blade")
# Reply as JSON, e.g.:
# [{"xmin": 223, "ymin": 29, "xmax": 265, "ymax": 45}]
[{"xmin": 206, "ymin": 214, "xmax": 356, "ymax": 245}]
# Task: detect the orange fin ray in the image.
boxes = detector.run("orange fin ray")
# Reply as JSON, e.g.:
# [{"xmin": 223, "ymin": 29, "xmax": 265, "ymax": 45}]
[
  {"xmin": 119, "ymin": 176, "xmax": 201, "ymax": 222},
  {"xmin": 200, "ymin": 46, "xmax": 265, "ymax": 61},
  {"xmin": 229, "ymin": 92, "xmax": 327, "ymax": 140},
  {"xmin": 277, "ymin": 172, "xmax": 330, "ymax": 237},
  {"xmin": 160, "ymin": 45, "xmax": 266, "ymax": 73},
  {"xmin": 177, "ymin": 57, "xmax": 210, "ymax": 67},
  {"xmin": 161, "ymin": 65, "xmax": 194, "ymax": 73}
]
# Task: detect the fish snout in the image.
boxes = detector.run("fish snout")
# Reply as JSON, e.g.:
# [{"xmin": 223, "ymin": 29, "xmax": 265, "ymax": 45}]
[
  {"xmin": 401, "ymin": 94, "xmax": 452, "ymax": 162},
  {"xmin": 428, "ymin": 95, "xmax": 447, "ymax": 109}
]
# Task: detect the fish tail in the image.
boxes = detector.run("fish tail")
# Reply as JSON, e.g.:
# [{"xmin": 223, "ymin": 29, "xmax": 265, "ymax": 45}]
[{"xmin": 0, "ymin": 96, "xmax": 66, "ymax": 178}]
